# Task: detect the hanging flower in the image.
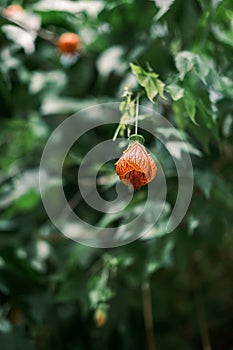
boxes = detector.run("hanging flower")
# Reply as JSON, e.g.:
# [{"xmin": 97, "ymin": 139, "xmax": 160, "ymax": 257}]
[
  {"xmin": 116, "ymin": 137, "xmax": 157, "ymax": 191},
  {"xmin": 57, "ymin": 32, "xmax": 81, "ymax": 66},
  {"xmin": 57, "ymin": 32, "xmax": 81, "ymax": 55},
  {"xmin": 94, "ymin": 308, "xmax": 108, "ymax": 327}
]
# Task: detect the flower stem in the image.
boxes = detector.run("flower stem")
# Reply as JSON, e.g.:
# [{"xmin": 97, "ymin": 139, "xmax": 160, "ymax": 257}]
[
  {"xmin": 112, "ymin": 123, "xmax": 122, "ymax": 141},
  {"xmin": 135, "ymin": 94, "xmax": 139, "ymax": 135}
]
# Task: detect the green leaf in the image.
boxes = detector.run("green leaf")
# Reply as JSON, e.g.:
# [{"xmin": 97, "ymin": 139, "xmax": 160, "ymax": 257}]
[
  {"xmin": 212, "ymin": 25, "xmax": 233, "ymax": 48},
  {"xmin": 89, "ymin": 287, "xmax": 113, "ymax": 308},
  {"xmin": 130, "ymin": 63, "xmax": 165, "ymax": 102},
  {"xmin": 175, "ymin": 51, "xmax": 210, "ymax": 83},
  {"xmin": 2, "ymin": 25, "xmax": 36, "ymax": 55},
  {"xmin": 184, "ymin": 91, "xmax": 197, "ymax": 124},
  {"xmin": 195, "ymin": 171, "xmax": 214, "ymax": 199},
  {"xmin": 166, "ymin": 83, "xmax": 184, "ymax": 101},
  {"xmin": 2, "ymin": 12, "xmax": 40, "ymax": 55},
  {"xmin": 12, "ymin": 190, "xmax": 40, "ymax": 211},
  {"xmin": 193, "ymin": 55, "xmax": 210, "ymax": 84},
  {"xmin": 175, "ymin": 51, "xmax": 195, "ymax": 80}
]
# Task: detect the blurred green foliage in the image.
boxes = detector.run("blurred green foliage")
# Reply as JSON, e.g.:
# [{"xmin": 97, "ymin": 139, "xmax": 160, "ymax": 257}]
[{"xmin": 0, "ymin": 0, "xmax": 233, "ymax": 349}]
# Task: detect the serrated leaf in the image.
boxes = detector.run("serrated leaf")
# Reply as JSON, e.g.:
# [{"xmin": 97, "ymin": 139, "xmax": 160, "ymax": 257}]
[
  {"xmin": 130, "ymin": 63, "xmax": 165, "ymax": 102},
  {"xmin": 175, "ymin": 51, "xmax": 210, "ymax": 83}
]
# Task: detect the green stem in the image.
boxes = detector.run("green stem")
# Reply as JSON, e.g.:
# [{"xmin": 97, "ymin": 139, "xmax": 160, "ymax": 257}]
[
  {"xmin": 112, "ymin": 124, "xmax": 122, "ymax": 141},
  {"xmin": 142, "ymin": 281, "xmax": 157, "ymax": 350},
  {"xmin": 135, "ymin": 94, "xmax": 139, "ymax": 135}
]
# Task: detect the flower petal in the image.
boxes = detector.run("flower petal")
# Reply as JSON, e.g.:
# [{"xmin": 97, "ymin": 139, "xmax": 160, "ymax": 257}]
[{"xmin": 116, "ymin": 142, "xmax": 157, "ymax": 190}]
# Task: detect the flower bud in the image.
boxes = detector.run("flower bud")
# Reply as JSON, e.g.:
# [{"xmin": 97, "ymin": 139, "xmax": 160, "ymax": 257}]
[
  {"xmin": 116, "ymin": 141, "xmax": 157, "ymax": 190},
  {"xmin": 57, "ymin": 33, "xmax": 81, "ymax": 55},
  {"xmin": 94, "ymin": 309, "xmax": 107, "ymax": 327}
]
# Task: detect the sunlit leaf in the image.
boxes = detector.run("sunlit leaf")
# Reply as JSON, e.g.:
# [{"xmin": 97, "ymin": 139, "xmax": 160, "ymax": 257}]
[
  {"xmin": 2, "ymin": 25, "xmax": 36, "ymax": 54},
  {"xmin": 35, "ymin": 0, "xmax": 104, "ymax": 16},
  {"xmin": 97, "ymin": 46, "xmax": 127, "ymax": 77},
  {"xmin": 166, "ymin": 83, "xmax": 184, "ymax": 101},
  {"xmin": 175, "ymin": 51, "xmax": 195, "ymax": 80},
  {"xmin": 130, "ymin": 63, "xmax": 165, "ymax": 102},
  {"xmin": 175, "ymin": 51, "xmax": 210, "ymax": 83}
]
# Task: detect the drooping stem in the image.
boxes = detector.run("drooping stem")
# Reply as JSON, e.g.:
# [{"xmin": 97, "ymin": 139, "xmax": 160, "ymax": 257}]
[
  {"xmin": 142, "ymin": 281, "xmax": 157, "ymax": 350},
  {"xmin": 135, "ymin": 94, "xmax": 139, "ymax": 135}
]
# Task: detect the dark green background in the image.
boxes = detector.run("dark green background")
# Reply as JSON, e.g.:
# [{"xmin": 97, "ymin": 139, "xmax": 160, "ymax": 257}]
[{"xmin": 0, "ymin": 0, "xmax": 233, "ymax": 349}]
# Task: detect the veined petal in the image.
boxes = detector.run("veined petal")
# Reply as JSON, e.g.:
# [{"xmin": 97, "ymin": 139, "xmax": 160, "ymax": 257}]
[{"xmin": 116, "ymin": 141, "xmax": 157, "ymax": 190}]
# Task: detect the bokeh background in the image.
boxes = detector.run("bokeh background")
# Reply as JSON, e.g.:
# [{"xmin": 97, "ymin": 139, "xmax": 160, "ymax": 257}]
[{"xmin": 0, "ymin": 0, "xmax": 233, "ymax": 349}]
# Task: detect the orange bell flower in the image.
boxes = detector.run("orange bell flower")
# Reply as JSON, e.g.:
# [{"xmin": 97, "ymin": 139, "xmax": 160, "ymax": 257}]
[
  {"xmin": 57, "ymin": 33, "xmax": 81, "ymax": 55},
  {"xmin": 116, "ymin": 138, "xmax": 157, "ymax": 191}
]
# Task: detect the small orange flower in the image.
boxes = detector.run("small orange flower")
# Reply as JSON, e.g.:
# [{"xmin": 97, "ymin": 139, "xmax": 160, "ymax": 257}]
[
  {"xmin": 116, "ymin": 141, "xmax": 157, "ymax": 190},
  {"xmin": 3, "ymin": 4, "xmax": 23, "ymax": 17},
  {"xmin": 94, "ymin": 309, "xmax": 107, "ymax": 327},
  {"xmin": 57, "ymin": 33, "xmax": 81, "ymax": 54}
]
